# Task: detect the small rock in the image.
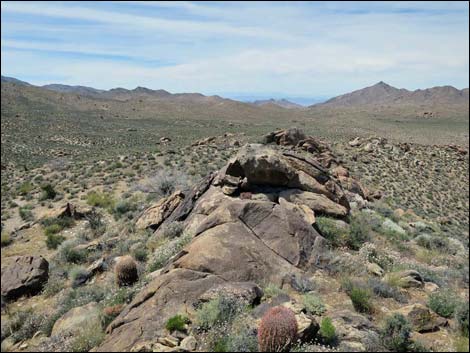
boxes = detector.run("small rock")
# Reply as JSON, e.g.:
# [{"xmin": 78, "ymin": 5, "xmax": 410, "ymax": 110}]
[
  {"xmin": 158, "ymin": 336, "xmax": 180, "ymax": 348},
  {"xmin": 424, "ymin": 282, "xmax": 440, "ymax": 293},
  {"xmin": 367, "ymin": 263, "xmax": 385, "ymax": 277},
  {"xmin": 180, "ymin": 336, "xmax": 197, "ymax": 351}
]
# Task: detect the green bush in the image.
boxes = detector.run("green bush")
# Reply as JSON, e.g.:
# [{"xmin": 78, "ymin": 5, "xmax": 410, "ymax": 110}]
[
  {"xmin": 19, "ymin": 205, "xmax": 34, "ymax": 221},
  {"xmin": 46, "ymin": 233, "xmax": 66, "ymax": 249},
  {"xmin": 69, "ymin": 266, "xmax": 90, "ymax": 288},
  {"xmin": 455, "ymin": 302, "xmax": 469, "ymax": 337},
  {"xmin": 86, "ymin": 191, "xmax": 115, "ymax": 210},
  {"xmin": 18, "ymin": 182, "xmax": 34, "ymax": 195},
  {"xmin": 57, "ymin": 240, "xmax": 87, "ymax": 264},
  {"xmin": 319, "ymin": 317, "xmax": 337, "ymax": 346},
  {"xmin": 10, "ymin": 311, "xmax": 47, "ymax": 343},
  {"xmin": 302, "ymin": 293, "xmax": 326, "ymax": 315},
  {"xmin": 262, "ymin": 283, "xmax": 286, "ymax": 300},
  {"xmin": 1, "ymin": 232, "xmax": 12, "ymax": 247},
  {"xmin": 131, "ymin": 245, "xmax": 148, "ymax": 262},
  {"xmin": 381, "ymin": 313, "xmax": 412, "ymax": 352},
  {"xmin": 316, "ymin": 217, "xmax": 349, "ymax": 247},
  {"xmin": 40, "ymin": 184, "xmax": 57, "ymax": 200},
  {"xmin": 348, "ymin": 214, "xmax": 371, "ymax": 250},
  {"xmin": 342, "ymin": 279, "xmax": 373, "ymax": 314},
  {"xmin": 70, "ymin": 323, "xmax": 105, "ymax": 352},
  {"xmin": 196, "ymin": 296, "xmax": 244, "ymax": 330},
  {"xmin": 165, "ymin": 314, "xmax": 189, "ymax": 332},
  {"xmin": 428, "ymin": 290, "xmax": 459, "ymax": 318}
]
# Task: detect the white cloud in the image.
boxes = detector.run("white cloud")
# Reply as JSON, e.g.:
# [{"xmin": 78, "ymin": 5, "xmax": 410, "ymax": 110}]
[{"xmin": 1, "ymin": 1, "xmax": 468, "ymax": 95}]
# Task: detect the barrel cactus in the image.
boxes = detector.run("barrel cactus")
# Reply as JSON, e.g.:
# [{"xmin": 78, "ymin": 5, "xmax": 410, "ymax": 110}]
[
  {"xmin": 114, "ymin": 255, "xmax": 138, "ymax": 286},
  {"xmin": 258, "ymin": 306, "xmax": 298, "ymax": 352}
]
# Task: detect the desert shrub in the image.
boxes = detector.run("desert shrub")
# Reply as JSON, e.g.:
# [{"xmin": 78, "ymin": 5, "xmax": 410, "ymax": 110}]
[
  {"xmin": 262, "ymin": 283, "xmax": 286, "ymax": 300},
  {"xmin": 43, "ymin": 273, "xmax": 66, "ymax": 297},
  {"xmin": 135, "ymin": 169, "xmax": 190, "ymax": 199},
  {"xmin": 112, "ymin": 199, "xmax": 137, "ymax": 220},
  {"xmin": 380, "ymin": 313, "xmax": 412, "ymax": 352},
  {"xmin": 10, "ymin": 311, "xmax": 47, "ymax": 342},
  {"xmin": 348, "ymin": 213, "xmax": 371, "ymax": 250},
  {"xmin": 69, "ymin": 323, "xmax": 105, "ymax": 352},
  {"xmin": 319, "ymin": 317, "xmax": 337, "ymax": 346},
  {"xmin": 162, "ymin": 221, "xmax": 185, "ymax": 239},
  {"xmin": 42, "ymin": 216, "xmax": 75, "ymax": 247},
  {"xmin": 1, "ymin": 232, "xmax": 12, "ymax": 247},
  {"xmin": 342, "ymin": 278, "xmax": 373, "ymax": 314},
  {"xmin": 367, "ymin": 278, "xmax": 407, "ymax": 303},
  {"xmin": 18, "ymin": 182, "xmax": 34, "ymax": 195},
  {"xmin": 57, "ymin": 240, "xmax": 87, "ymax": 264},
  {"xmin": 316, "ymin": 216, "xmax": 349, "ymax": 247},
  {"xmin": 455, "ymin": 302, "xmax": 469, "ymax": 337},
  {"xmin": 42, "ymin": 284, "xmax": 109, "ymax": 336},
  {"xmin": 454, "ymin": 336, "xmax": 470, "ymax": 352},
  {"xmin": 415, "ymin": 234, "xmax": 453, "ymax": 254},
  {"xmin": 147, "ymin": 232, "xmax": 191, "ymax": 272},
  {"xmin": 85, "ymin": 211, "xmax": 106, "ymax": 236},
  {"xmin": 359, "ymin": 243, "xmax": 394, "ymax": 271},
  {"xmin": 428, "ymin": 290, "xmax": 459, "ymax": 318},
  {"xmin": 46, "ymin": 233, "xmax": 66, "ymax": 249},
  {"xmin": 257, "ymin": 306, "xmax": 297, "ymax": 352},
  {"xmin": 196, "ymin": 296, "xmax": 245, "ymax": 330},
  {"xmin": 225, "ymin": 315, "xmax": 258, "ymax": 352},
  {"xmin": 302, "ymin": 293, "xmax": 326, "ymax": 315},
  {"xmin": 372, "ymin": 201, "xmax": 394, "ymax": 219},
  {"xmin": 115, "ymin": 255, "xmax": 138, "ymax": 287},
  {"xmin": 289, "ymin": 274, "xmax": 315, "ymax": 293},
  {"xmin": 40, "ymin": 184, "xmax": 57, "ymax": 200},
  {"xmin": 131, "ymin": 244, "xmax": 148, "ymax": 262},
  {"xmin": 69, "ymin": 266, "xmax": 90, "ymax": 288},
  {"xmin": 19, "ymin": 205, "xmax": 34, "ymax": 221},
  {"xmin": 86, "ymin": 191, "xmax": 115, "ymax": 210},
  {"xmin": 165, "ymin": 314, "xmax": 189, "ymax": 332}
]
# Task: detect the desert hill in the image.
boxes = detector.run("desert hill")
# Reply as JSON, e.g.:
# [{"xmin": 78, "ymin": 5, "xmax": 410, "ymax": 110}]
[{"xmin": 315, "ymin": 81, "xmax": 469, "ymax": 108}]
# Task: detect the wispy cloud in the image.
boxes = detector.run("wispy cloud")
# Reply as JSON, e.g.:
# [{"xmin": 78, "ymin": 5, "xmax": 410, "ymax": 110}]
[{"xmin": 1, "ymin": 1, "xmax": 468, "ymax": 97}]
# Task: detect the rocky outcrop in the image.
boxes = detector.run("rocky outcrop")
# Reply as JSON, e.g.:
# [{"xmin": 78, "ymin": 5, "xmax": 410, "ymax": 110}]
[
  {"xmin": 392, "ymin": 304, "xmax": 448, "ymax": 333},
  {"xmin": 96, "ymin": 138, "xmax": 368, "ymax": 351},
  {"xmin": 1, "ymin": 255, "xmax": 49, "ymax": 301},
  {"xmin": 136, "ymin": 191, "xmax": 184, "ymax": 230}
]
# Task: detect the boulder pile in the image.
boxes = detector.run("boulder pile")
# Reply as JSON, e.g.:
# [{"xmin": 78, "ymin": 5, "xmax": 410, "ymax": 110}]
[{"xmin": 96, "ymin": 129, "xmax": 371, "ymax": 351}]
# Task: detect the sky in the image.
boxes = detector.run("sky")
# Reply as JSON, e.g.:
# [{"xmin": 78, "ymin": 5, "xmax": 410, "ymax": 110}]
[{"xmin": 1, "ymin": 1, "xmax": 469, "ymax": 103}]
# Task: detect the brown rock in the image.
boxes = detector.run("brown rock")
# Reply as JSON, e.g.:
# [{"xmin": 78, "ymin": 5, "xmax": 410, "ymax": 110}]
[
  {"xmin": 136, "ymin": 191, "xmax": 184, "ymax": 230},
  {"xmin": 279, "ymin": 189, "xmax": 348, "ymax": 218},
  {"xmin": 1, "ymin": 255, "xmax": 49, "ymax": 301}
]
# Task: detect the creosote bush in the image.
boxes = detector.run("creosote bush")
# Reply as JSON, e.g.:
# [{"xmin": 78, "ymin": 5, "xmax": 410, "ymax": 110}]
[
  {"xmin": 165, "ymin": 314, "xmax": 189, "ymax": 332},
  {"xmin": 114, "ymin": 255, "xmax": 139, "ymax": 287},
  {"xmin": 257, "ymin": 306, "xmax": 298, "ymax": 352},
  {"xmin": 428, "ymin": 290, "xmax": 460, "ymax": 318},
  {"xmin": 380, "ymin": 313, "xmax": 412, "ymax": 352}
]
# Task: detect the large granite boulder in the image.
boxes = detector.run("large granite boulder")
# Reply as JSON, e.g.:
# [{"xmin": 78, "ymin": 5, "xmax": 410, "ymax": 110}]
[
  {"xmin": 1, "ymin": 255, "xmax": 49, "ymax": 301},
  {"xmin": 96, "ymin": 141, "xmax": 359, "ymax": 351}
]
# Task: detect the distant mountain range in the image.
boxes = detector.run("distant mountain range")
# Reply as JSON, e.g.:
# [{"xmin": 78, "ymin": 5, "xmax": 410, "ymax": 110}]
[
  {"xmin": 2, "ymin": 75, "xmax": 468, "ymax": 110},
  {"xmin": 316, "ymin": 81, "xmax": 469, "ymax": 108},
  {"xmin": 252, "ymin": 98, "xmax": 304, "ymax": 109}
]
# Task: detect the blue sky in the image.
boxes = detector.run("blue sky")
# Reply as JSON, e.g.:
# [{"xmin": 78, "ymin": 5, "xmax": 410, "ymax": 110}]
[{"xmin": 1, "ymin": 1, "xmax": 469, "ymax": 102}]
